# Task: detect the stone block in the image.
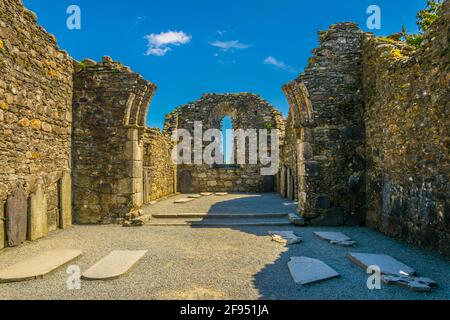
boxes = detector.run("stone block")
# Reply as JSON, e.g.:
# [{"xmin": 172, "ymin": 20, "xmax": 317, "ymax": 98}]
[
  {"xmin": 124, "ymin": 140, "xmax": 143, "ymax": 161},
  {"xmin": 28, "ymin": 182, "xmax": 48, "ymax": 241},
  {"xmin": 0, "ymin": 201, "xmax": 4, "ymax": 250},
  {"xmin": 299, "ymin": 161, "xmax": 319, "ymax": 177},
  {"xmin": 59, "ymin": 171, "xmax": 72, "ymax": 229},
  {"xmin": 126, "ymin": 161, "xmax": 143, "ymax": 178},
  {"xmin": 297, "ymin": 142, "xmax": 314, "ymax": 161}
]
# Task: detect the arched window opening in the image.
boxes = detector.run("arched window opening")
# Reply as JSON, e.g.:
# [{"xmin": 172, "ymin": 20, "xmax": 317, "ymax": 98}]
[{"xmin": 221, "ymin": 116, "xmax": 234, "ymax": 165}]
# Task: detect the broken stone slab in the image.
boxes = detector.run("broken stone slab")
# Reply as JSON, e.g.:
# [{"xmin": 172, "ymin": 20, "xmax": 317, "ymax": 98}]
[
  {"xmin": 268, "ymin": 231, "xmax": 302, "ymax": 245},
  {"xmin": 6, "ymin": 186, "xmax": 28, "ymax": 247},
  {"xmin": 0, "ymin": 249, "xmax": 82, "ymax": 283},
  {"xmin": 82, "ymin": 250, "xmax": 147, "ymax": 281},
  {"xmin": 288, "ymin": 213, "xmax": 306, "ymax": 226},
  {"xmin": 215, "ymin": 192, "xmax": 229, "ymax": 196},
  {"xmin": 200, "ymin": 192, "xmax": 213, "ymax": 196},
  {"xmin": 314, "ymin": 231, "xmax": 356, "ymax": 247},
  {"xmin": 122, "ymin": 218, "xmax": 144, "ymax": 227},
  {"xmin": 288, "ymin": 256, "xmax": 340, "ymax": 285},
  {"xmin": 174, "ymin": 198, "xmax": 195, "ymax": 204},
  {"xmin": 188, "ymin": 194, "xmax": 202, "ymax": 199},
  {"xmin": 347, "ymin": 252, "xmax": 416, "ymax": 276},
  {"xmin": 383, "ymin": 275, "xmax": 438, "ymax": 292}
]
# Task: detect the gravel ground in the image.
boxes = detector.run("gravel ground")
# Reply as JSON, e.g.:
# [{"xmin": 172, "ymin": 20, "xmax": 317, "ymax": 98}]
[
  {"xmin": 0, "ymin": 224, "xmax": 449, "ymax": 300},
  {"xmin": 143, "ymin": 193, "xmax": 297, "ymax": 215}
]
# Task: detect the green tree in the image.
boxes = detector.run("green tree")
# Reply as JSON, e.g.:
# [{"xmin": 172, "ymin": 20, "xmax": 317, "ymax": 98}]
[{"xmin": 402, "ymin": 0, "xmax": 443, "ymax": 48}]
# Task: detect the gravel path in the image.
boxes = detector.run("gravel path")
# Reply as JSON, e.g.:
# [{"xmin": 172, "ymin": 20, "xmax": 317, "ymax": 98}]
[{"xmin": 0, "ymin": 224, "xmax": 449, "ymax": 300}]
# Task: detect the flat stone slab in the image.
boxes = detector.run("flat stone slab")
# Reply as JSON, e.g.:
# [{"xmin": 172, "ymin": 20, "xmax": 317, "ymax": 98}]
[
  {"xmin": 215, "ymin": 192, "xmax": 229, "ymax": 196},
  {"xmin": 383, "ymin": 275, "xmax": 438, "ymax": 292},
  {"xmin": 314, "ymin": 231, "xmax": 356, "ymax": 247},
  {"xmin": 188, "ymin": 194, "xmax": 202, "ymax": 199},
  {"xmin": 288, "ymin": 257, "xmax": 340, "ymax": 285},
  {"xmin": 0, "ymin": 249, "xmax": 82, "ymax": 283},
  {"xmin": 268, "ymin": 231, "xmax": 302, "ymax": 245},
  {"xmin": 200, "ymin": 193, "xmax": 213, "ymax": 196},
  {"xmin": 82, "ymin": 250, "xmax": 147, "ymax": 281},
  {"xmin": 174, "ymin": 198, "xmax": 195, "ymax": 204},
  {"xmin": 347, "ymin": 252, "xmax": 416, "ymax": 276}
]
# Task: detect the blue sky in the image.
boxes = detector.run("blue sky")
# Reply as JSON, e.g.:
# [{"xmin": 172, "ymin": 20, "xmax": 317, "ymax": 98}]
[{"xmin": 24, "ymin": 0, "xmax": 425, "ymax": 129}]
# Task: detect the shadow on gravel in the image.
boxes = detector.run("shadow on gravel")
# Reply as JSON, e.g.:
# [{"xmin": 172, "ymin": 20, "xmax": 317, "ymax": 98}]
[{"xmin": 192, "ymin": 193, "xmax": 450, "ymax": 300}]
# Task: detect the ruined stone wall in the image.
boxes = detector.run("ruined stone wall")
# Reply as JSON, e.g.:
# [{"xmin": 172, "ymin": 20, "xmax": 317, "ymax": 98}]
[
  {"xmin": 362, "ymin": 2, "xmax": 450, "ymax": 255},
  {"xmin": 281, "ymin": 23, "xmax": 366, "ymax": 226},
  {"xmin": 165, "ymin": 93, "xmax": 285, "ymax": 193},
  {"xmin": 72, "ymin": 57, "xmax": 157, "ymax": 223},
  {"xmin": 0, "ymin": 0, "xmax": 73, "ymax": 249},
  {"xmin": 142, "ymin": 128, "xmax": 177, "ymax": 202}
]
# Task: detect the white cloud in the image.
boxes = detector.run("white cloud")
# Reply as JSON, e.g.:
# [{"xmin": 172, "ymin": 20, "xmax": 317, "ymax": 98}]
[
  {"xmin": 209, "ymin": 40, "xmax": 250, "ymax": 52},
  {"xmin": 263, "ymin": 56, "xmax": 296, "ymax": 73},
  {"xmin": 145, "ymin": 30, "xmax": 192, "ymax": 56}
]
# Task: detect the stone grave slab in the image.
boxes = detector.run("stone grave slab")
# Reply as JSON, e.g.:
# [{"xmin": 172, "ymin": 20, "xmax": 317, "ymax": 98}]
[
  {"xmin": 6, "ymin": 186, "xmax": 28, "ymax": 247},
  {"xmin": 268, "ymin": 231, "xmax": 302, "ymax": 245},
  {"xmin": 383, "ymin": 275, "xmax": 438, "ymax": 292},
  {"xmin": 314, "ymin": 231, "xmax": 356, "ymax": 247},
  {"xmin": 28, "ymin": 182, "xmax": 48, "ymax": 241},
  {"xmin": 59, "ymin": 171, "xmax": 72, "ymax": 229},
  {"xmin": 288, "ymin": 257, "xmax": 340, "ymax": 285},
  {"xmin": 82, "ymin": 250, "xmax": 147, "ymax": 280},
  {"xmin": 200, "ymin": 193, "xmax": 213, "ymax": 196},
  {"xmin": 347, "ymin": 252, "xmax": 416, "ymax": 276},
  {"xmin": 188, "ymin": 194, "xmax": 202, "ymax": 199},
  {"xmin": 174, "ymin": 198, "xmax": 194, "ymax": 204},
  {"xmin": 0, "ymin": 249, "xmax": 82, "ymax": 283},
  {"xmin": 215, "ymin": 192, "xmax": 229, "ymax": 196}
]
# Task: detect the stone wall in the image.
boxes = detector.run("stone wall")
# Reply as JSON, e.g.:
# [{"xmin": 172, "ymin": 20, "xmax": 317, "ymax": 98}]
[
  {"xmin": 362, "ymin": 1, "xmax": 450, "ymax": 255},
  {"xmin": 72, "ymin": 57, "xmax": 159, "ymax": 223},
  {"xmin": 281, "ymin": 23, "xmax": 366, "ymax": 226},
  {"xmin": 142, "ymin": 128, "xmax": 177, "ymax": 202},
  {"xmin": 164, "ymin": 93, "xmax": 285, "ymax": 193},
  {"xmin": 0, "ymin": 0, "xmax": 73, "ymax": 248}
]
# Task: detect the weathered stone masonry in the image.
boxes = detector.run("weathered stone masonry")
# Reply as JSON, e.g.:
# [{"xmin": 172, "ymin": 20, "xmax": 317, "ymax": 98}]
[
  {"xmin": 0, "ymin": 0, "xmax": 73, "ymax": 249},
  {"xmin": 362, "ymin": 1, "xmax": 450, "ymax": 255},
  {"xmin": 280, "ymin": 2, "xmax": 449, "ymax": 255},
  {"xmin": 281, "ymin": 23, "xmax": 366, "ymax": 227},
  {"xmin": 164, "ymin": 93, "xmax": 285, "ymax": 193},
  {"xmin": 72, "ymin": 57, "xmax": 176, "ymax": 223}
]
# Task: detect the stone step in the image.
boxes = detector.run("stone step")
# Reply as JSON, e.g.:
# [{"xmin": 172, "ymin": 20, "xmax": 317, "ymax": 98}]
[
  {"xmin": 145, "ymin": 218, "xmax": 292, "ymax": 227},
  {"xmin": 151, "ymin": 212, "xmax": 289, "ymax": 219}
]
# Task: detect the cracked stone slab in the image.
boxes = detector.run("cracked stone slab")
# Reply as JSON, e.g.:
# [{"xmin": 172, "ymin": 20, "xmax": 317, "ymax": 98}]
[
  {"xmin": 288, "ymin": 257, "xmax": 340, "ymax": 285},
  {"xmin": 383, "ymin": 275, "xmax": 438, "ymax": 292},
  {"xmin": 174, "ymin": 198, "xmax": 195, "ymax": 204},
  {"xmin": 200, "ymin": 193, "xmax": 213, "ymax": 196},
  {"xmin": 268, "ymin": 231, "xmax": 302, "ymax": 245},
  {"xmin": 347, "ymin": 252, "xmax": 416, "ymax": 276},
  {"xmin": 0, "ymin": 249, "xmax": 82, "ymax": 283},
  {"xmin": 82, "ymin": 250, "xmax": 147, "ymax": 281},
  {"xmin": 314, "ymin": 231, "xmax": 356, "ymax": 247},
  {"xmin": 188, "ymin": 194, "xmax": 202, "ymax": 199}
]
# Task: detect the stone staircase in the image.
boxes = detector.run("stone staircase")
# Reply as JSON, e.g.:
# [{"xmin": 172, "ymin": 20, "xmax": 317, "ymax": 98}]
[{"xmin": 144, "ymin": 212, "xmax": 292, "ymax": 227}]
